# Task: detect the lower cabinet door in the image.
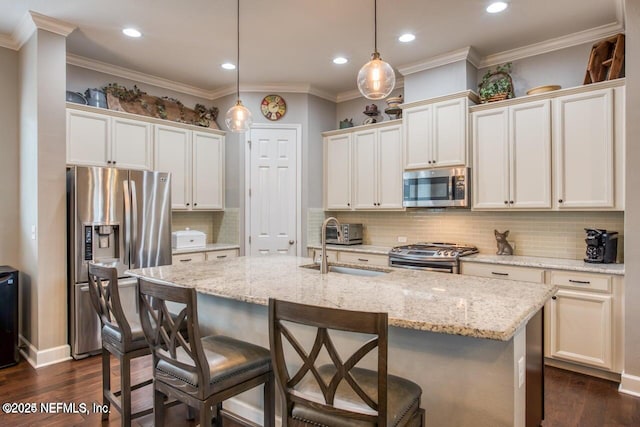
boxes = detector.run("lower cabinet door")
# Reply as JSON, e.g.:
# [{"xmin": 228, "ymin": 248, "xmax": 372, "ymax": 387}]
[{"xmin": 549, "ymin": 289, "xmax": 613, "ymax": 370}]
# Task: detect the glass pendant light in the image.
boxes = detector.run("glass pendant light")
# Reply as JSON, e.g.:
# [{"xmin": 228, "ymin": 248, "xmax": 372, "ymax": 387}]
[
  {"xmin": 357, "ymin": 0, "xmax": 395, "ymax": 100},
  {"xmin": 225, "ymin": 0, "xmax": 252, "ymax": 133}
]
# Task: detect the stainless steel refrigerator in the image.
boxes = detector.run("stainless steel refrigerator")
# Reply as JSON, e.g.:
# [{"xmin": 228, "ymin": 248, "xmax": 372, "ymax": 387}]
[{"xmin": 67, "ymin": 166, "xmax": 171, "ymax": 359}]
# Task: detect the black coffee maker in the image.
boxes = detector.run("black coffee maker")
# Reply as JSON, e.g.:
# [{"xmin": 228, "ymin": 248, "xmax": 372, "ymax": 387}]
[{"xmin": 584, "ymin": 228, "xmax": 618, "ymax": 263}]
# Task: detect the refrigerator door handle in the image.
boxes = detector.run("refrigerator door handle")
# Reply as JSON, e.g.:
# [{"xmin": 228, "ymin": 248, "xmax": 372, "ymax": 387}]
[
  {"xmin": 123, "ymin": 180, "xmax": 131, "ymax": 265},
  {"xmin": 130, "ymin": 180, "xmax": 138, "ymax": 267}
]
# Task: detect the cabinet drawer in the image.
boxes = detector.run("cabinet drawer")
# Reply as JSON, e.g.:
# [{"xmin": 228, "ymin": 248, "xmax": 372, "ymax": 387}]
[
  {"xmin": 205, "ymin": 249, "xmax": 239, "ymax": 261},
  {"xmin": 338, "ymin": 252, "xmax": 388, "ymax": 267},
  {"xmin": 550, "ymin": 271, "xmax": 612, "ymax": 293},
  {"xmin": 172, "ymin": 252, "xmax": 206, "ymax": 264},
  {"xmin": 461, "ymin": 262, "xmax": 544, "ymax": 283}
]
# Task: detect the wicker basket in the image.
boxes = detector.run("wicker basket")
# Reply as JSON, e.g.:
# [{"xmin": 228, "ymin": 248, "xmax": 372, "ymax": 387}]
[{"xmin": 479, "ymin": 71, "xmax": 515, "ymax": 103}]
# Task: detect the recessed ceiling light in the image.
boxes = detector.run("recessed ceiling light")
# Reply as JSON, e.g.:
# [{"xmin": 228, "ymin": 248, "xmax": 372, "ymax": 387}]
[
  {"xmin": 221, "ymin": 63, "xmax": 236, "ymax": 70},
  {"xmin": 122, "ymin": 28, "xmax": 142, "ymax": 38},
  {"xmin": 398, "ymin": 33, "xmax": 416, "ymax": 43},
  {"xmin": 486, "ymin": 2, "xmax": 508, "ymax": 13},
  {"xmin": 333, "ymin": 57, "xmax": 348, "ymax": 65}
]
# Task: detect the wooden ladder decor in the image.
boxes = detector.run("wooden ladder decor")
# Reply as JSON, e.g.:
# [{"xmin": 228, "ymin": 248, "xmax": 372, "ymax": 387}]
[{"xmin": 584, "ymin": 33, "xmax": 625, "ymax": 84}]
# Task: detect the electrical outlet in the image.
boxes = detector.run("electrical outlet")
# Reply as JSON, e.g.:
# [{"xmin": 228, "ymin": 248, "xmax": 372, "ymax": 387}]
[
  {"xmin": 397, "ymin": 236, "xmax": 407, "ymax": 243},
  {"xmin": 518, "ymin": 356, "xmax": 525, "ymax": 388}
]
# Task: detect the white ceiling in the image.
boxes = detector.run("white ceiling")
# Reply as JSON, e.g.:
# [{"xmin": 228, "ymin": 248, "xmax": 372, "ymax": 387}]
[{"xmin": 0, "ymin": 0, "xmax": 623, "ymax": 98}]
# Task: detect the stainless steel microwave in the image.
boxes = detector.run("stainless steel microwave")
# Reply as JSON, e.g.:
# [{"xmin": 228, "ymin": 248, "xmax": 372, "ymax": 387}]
[
  {"xmin": 403, "ymin": 167, "xmax": 470, "ymax": 208},
  {"xmin": 324, "ymin": 223, "xmax": 363, "ymax": 245}
]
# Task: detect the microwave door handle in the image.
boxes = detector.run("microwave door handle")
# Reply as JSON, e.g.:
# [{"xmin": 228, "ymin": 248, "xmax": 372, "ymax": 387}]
[
  {"xmin": 123, "ymin": 180, "xmax": 131, "ymax": 265},
  {"xmin": 449, "ymin": 176, "xmax": 454, "ymax": 200}
]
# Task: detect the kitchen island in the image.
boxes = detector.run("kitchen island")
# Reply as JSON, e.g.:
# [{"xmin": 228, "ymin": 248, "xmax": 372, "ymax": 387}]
[{"xmin": 127, "ymin": 255, "xmax": 556, "ymax": 427}]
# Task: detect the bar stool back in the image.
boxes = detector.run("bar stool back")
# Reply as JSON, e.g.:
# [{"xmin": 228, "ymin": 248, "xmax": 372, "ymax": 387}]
[
  {"xmin": 87, "ymin": 263, "xmax": 153, "ymax": 427},
  {"xmin": 138, "ymin": 279, "xmax": 275, "ymax": 427},
  {"xmin": 269, "ymin": 298, "xmax": 425, "ymax": 427}
]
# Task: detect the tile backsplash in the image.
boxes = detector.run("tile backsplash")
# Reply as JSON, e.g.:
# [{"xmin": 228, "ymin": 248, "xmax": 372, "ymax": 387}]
[
  {"xmin": 172, "ymin": 209, "xmax": 239, "ymax": 244},
  {"xmin": 325, "ymin": 210, "xmax": 624, "ymax": 261}
]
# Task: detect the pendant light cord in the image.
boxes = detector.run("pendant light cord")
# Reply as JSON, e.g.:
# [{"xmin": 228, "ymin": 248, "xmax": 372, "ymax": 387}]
[
  {"xmin": 374, "ymin": 0, "xmax": 378, "ymax": 54},
  {"xmin": 236, "ymin": 0, "xmax": 240, "ymax": 101}
]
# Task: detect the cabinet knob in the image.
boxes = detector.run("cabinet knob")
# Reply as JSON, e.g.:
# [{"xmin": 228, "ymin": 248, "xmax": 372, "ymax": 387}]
[
  {"xmin": 552, "ymin": 296, "xmax": 557, "ymax": 300},
  {"xmin": 558, "ymin": 199, "xmax": 563, "ymax": 203},
  {"xmin": 186, "ymin": 203, "xmax": 190, "ymax": 206},
  {"xmin": 107, "ymin": 160, "xmax": 112, "ymax": 164},
  {"xmin": 113, "ymin": 161, "xmax": 116, "ymax": 165},
  {"xmin": 509, "ymin": 200, "xmax": 514, "ymax": 204},
  {"xmin": 347, "ymin": 202, "xmax": 350, "ymax": 207},
  {"xmin": 504, "ymin": 201, "xmax": 508, "ymax": 205},
  {"xmin": 194, "ymin": 203, "xmax": 198, "ymax": 207}
]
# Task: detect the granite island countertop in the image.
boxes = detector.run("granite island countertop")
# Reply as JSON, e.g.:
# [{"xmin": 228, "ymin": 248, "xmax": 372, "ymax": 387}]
[{"xmin": 127, "ymin": 255, "xmax": 556, "ymax": 342}]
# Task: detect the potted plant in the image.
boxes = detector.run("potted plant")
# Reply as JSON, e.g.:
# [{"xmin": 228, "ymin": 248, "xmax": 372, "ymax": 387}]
[{"xmin": 478, "ymin": 62, "xmax": 515, "ymax": 103}]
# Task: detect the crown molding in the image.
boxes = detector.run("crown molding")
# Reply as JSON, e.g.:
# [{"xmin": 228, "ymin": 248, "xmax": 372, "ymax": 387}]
[
  {"xmin": 0, "ymin": 33, "xmax": 17, "ymax": 50},
  {"xmin": 335, "ymin": 77, "xmax": 405, "ymax": 103},
  {"xmin": 398, "ymin": 47, "xmax": 480, "ymax": 76},
  {"xmin": 67, "ymin": 53, "xmax": 218, "ymax": 99},
  {"xmin": 12, "ymin": 11, "xmax": 75, "ymax": 50},
  {"xmin": 478, "ymin": 21, "xmax": 625, "ymax": 69}
]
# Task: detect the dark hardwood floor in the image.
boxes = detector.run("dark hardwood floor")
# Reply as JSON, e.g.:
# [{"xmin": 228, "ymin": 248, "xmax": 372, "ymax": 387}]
[{"xmin": 0, "ymin": 356, "xmax": 639, "ymax": 426}]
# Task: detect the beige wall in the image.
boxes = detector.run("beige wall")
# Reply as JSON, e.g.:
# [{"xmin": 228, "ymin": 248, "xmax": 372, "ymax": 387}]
[
  {"xmin": 18, "ymin": 28, "xmax": 68, "ymax": 355},
  {"xmin": 624, "ymin": 0, "xmax": 640, "ymax": 378},
  {"xmin": 0, "ymin": 47, "xmax": 20, "ymax": 268}
]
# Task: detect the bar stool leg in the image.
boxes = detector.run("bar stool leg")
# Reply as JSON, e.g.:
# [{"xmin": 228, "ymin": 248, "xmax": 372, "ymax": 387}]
[
  {"xmin": 200, "ymin": 402, "xmax": 213, "ymax": 427},
  {"xmin": 120, "ymin": 355, "xmax": 132, "ymax": 427},
  {"xmin": 101, "ymin": 348, "xmax": 110, "ymax": 421},
  {"xmin": 154, "ymin": 389, "xmax": 166, "ymax": 427},
  {"xmin": 264, "ymin": 373, "xmax": 275, "ymax": 427}
]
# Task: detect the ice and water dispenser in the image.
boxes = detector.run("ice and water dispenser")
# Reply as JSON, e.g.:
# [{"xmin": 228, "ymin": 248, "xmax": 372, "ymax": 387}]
[{"xmin": 83, "ymin": 224, "xmax": 120, "ymax": 262}]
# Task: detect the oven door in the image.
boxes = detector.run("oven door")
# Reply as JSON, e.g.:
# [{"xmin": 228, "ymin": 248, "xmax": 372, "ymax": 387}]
[
  {"xmin": 403, "ymin": 168, "xmax": 468, "ymax": 207},
  {"xmin": 324, "ymin": 225, "xmax": 341, "ymax": 243},
  {"xmin": 389, "ymin": 256, "xmax": 457, "ymax": 273}
]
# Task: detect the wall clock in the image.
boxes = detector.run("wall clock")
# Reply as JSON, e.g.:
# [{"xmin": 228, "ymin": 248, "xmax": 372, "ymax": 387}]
[{"xmin": 261, "ymin": 95, "xmax": 287, "ymax": 121}]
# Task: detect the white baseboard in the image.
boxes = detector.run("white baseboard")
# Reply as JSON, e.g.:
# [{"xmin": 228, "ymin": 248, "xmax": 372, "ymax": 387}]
[
  {"xmin": 619, "ymin": 372, "xmax": 640, "ymax": 397},
  {"xmin": 19, "ymin": 335, "xmax": 71, "ymax": 369},
  {"xmin": 225, "ymin": 397, "xmax": 282, "ymax": 427}
]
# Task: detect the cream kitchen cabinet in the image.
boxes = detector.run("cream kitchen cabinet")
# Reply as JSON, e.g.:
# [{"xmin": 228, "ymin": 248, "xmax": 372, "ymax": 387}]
[
  {"xmin": 403, "ymin": 93, "xmax": 474, "ymax": 170},
  {"xmin": 472, "ymin": 100, "xmax": 551, "ymax": 209},
  {"xmin": 553, "ymin": 88, "xmax": 614, "ymax": 209},
  {"xmin": 352, "ymin": 124, "xmax": 403, "ymax": 209},
  {"xmin": 324, "ymin": 133, "xmax": 352, "ymax": 210},
  {"xmin": 155, "ymin": 125, "xmax": 224, "ymax": 211},
  {"xmin": 67, "ymin": 108, "xmax": 153, "ymax": 170}
]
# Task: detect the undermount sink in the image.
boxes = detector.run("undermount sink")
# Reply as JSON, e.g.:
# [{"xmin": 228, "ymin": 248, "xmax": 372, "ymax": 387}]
[{"xmin": 300, "ymin": 263, "xmax": 391, "ymax": 277}]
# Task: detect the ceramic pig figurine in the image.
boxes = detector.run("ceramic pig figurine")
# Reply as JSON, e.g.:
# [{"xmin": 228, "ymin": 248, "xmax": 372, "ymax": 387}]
[{"xmin": 494, "ymin": 229, "xmax": 514, "ymax": 255}]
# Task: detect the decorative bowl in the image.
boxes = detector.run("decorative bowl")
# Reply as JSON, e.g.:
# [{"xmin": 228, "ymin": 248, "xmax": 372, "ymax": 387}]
[
  {"xmin": 526, "ymin": 85, "xmax": 561, "ymax": 95},
  {"xmin": 386, "ymin": 95, "xmax": 403, "ymax": 109}
]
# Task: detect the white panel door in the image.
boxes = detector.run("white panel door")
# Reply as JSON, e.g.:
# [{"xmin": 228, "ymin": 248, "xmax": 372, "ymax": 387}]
[
  {"xmin": 510, "ymin": 100, "xmax": 551, "ymax": 208},
  {"xmin": 154, "ymin": 125, "xmax": 191, "ymax": 210},
  {"xmin": 549, "ymin": 289, "xmax": 613, "ymax": 370},
  {"xmin": 111, "ymin": 117, "xmax": 153, "ymax": 170},
  {"xmin": 249, "ymin": 127, "xmax": 297, "ymax": 256},
  {"xmin": 352, "ymin": 129, "xmax": 378, "ymax": 209},
  {"xmin": 472, "ymin": 108, "xmax": 510, "ymax": 209},
  {"xmin": 324, "ymin": 134, "xmax": 352, "ymax": 210},
  {"xmin": 554, "ymin": 88, "xmax": 614, "ymax": 208},
  {"xmin": 433, "ymin": 98, "xmax": 467, "ymax": 167},
  {"xmin": 377, "ymin": 124, "xmax": 403, "ymax": 209},
  {"xmin": 66, "ymin": 109, "xmax": 110, "ymax": 167},
  {"xmin": 403, "ymin": 105, "xmax": 433, "ymax": 169},
  {"xmin": 192, "ymin": 131, "xmax": 224, "ymax": 210}
]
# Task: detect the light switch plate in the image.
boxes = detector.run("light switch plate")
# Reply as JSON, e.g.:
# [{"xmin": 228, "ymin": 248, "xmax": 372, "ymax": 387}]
[{"xmin": 397, "ymin": 236, "xmax": 407, "ymax": 243}]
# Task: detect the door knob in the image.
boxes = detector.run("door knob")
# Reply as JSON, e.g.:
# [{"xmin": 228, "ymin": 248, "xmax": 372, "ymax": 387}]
[{"xmin": 289, "ymin": 240, "xmax": 295, "ymax": 245}]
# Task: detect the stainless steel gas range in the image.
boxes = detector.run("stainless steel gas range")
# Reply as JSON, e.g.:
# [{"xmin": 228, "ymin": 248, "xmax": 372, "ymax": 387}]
[{"xmin": 388, "ymin": 242, "xmax": 478, "ymax": 274}]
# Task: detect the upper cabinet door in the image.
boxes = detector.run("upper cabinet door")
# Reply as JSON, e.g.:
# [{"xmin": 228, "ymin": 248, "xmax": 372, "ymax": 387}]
[
  {"xmin": 554, "ymin": 88, "xmax": 614, "ymax": 208},
  {"xmin": 432, "ymin": 98, "xmax": 467, "ymax": 167},
  {"xmin": 510, "ymin": 100, "xmax": 551, "ymax": 208},
  {"xmin": 377, "ymin": 125, "xmax": 403, "ymax": 209},
  {"xmin": 403, "ymin": 104, "xmax": 433, "ymax": 170},
  {"xmin": 324, "ymin": 134, "xmax": 352, "ymax": 210},
  {"xmin": 352, "ymin": 129, "xmax": 378, "ymax": 209},
  {"xmin": 192, "ymin": 131, "xmax": 224, "ymax": 210},
  {"xmin": 67, "ymin": 109, "xmax": 110, "ymax": 167},
  {"xmin": 154, "ymin": 125, "xmax": 191, "ymax": 210},
  {"xmin": 111, "ymin": 117, "xmax": 153, "ymax": 170},
  {"xmin": 472, "ymin": 108, "xmax": 510, "ymax": 209}
]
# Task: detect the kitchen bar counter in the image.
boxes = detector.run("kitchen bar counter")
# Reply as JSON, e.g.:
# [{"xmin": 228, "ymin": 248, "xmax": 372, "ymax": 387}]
[
  {"xmin": 127, "ymin": 255, "xmax": 551, "ymax": 427},
  {"xmin": 462, "ymin": 254, "xmax": 625, "ymax": 275},
  {"xmin": 127, "ymin": 255, "xmax": 555, "ymax": 341}
]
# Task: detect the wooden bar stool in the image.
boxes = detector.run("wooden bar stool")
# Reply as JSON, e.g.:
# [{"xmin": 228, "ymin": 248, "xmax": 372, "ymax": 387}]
[
  {"xmin": 138, "ymin": 278, "xmax": 275, "ymax": 427},
  {"xmin": 269, "ymin": 298, "xmax": 425, "ymax": 427},
  {"xmin": 87, "ymin": 263, "xmax": 154, "ymax": 427}
]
